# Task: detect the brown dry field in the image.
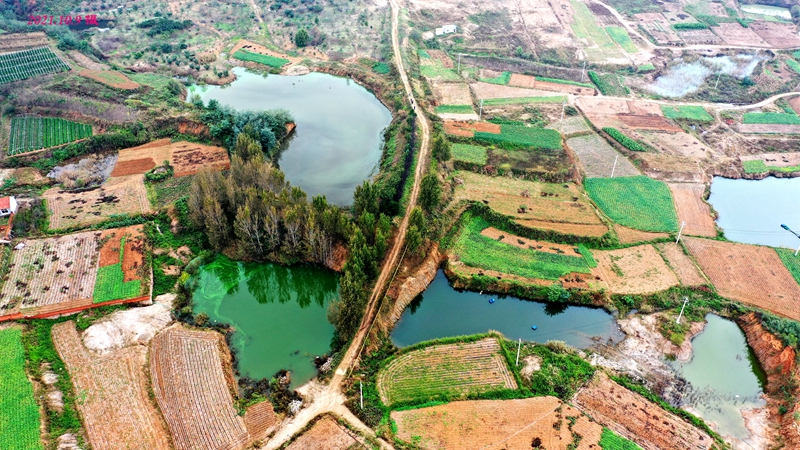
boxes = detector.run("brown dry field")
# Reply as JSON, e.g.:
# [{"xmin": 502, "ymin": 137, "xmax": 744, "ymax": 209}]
[
  {"xmin": 575, "ymin": 373, "xmax": 713, "ymax": 450},
  {"xmin": 78, "ymin": 69, "xmax": 140, "ymax": 90},
  {"xmin": 69, "ymin": 50, "xmax": 108, "ymax": 70},
  {"xmin": 482, "ymin": 227, "xmax": 585, "ymax": 256},
  {"xmin": 617, "ymin": 114, "xmax": 682, "ymax": 132},
  {"xmin": 285, "ymin": 416, "xmax": 364, "ymax": 450},
  {"xmin": 750, "ymin": 21, "xmax": 800, "ymax": 48},
  {"xmin": 432, "ymin": 82, "xmax": 472, "ymax": 105},
  {"xmin": 684, "ymin": 238, "xmax": 800, "ymax": 321},
  {"xmin": 594, "ymin": 245, "xmax": 679, "ymax": 294},
  {"xmin": 392, "ymin": 397, "xmax": 602, "ymax": 450},
  {"xmin": 634, "ymin": 130, "xmax": 710, "ymax": 158},
  {"xmin": 443, "ymin": 120, "xmax": 500, "ymax": 137},
  {"xmin": 668, "ymin": 183, "xmax": 716, "ymax": 237},
  {"xmin": 52, "ymin": 321, "xmax": 172, "ymax": 450},
  {"xmin": 636, "ymin": 153, "xmax": 705, "ymax": 183},
  {"xmin": 514, "ymin": 218, "xmax": 609, "ymax": 237},
  {"xmin": 739, "ymin": 123, "xmax": 800, "ymax": 134},
  {"xmin": 713, "ymin": 22, "xmax": 769, "ymax": 46},
  {"xmin": 230, "ymin": 40, "xmax": 301, "ymax": 64},
  {"xmin": 0, "ymin": 32, "xmax": 49, "ymax": 52},
  {"xmin": 741, "ymin": 152, "xmax": 800, "ymax": 167},
  {"xmin": 548, "ymin": 116, "xmax": 591, "ymax": 136},
  {"xmin": 655, "ymin": 242, "xmax": 708, "ymax": 287},
  {"xmin": 634, "ymin": 13, "xmax": 682, "ymax": 45},
  {"xmin": 11, "ymin": 167, "xmax": 51, "ymax": 186},
  {"xmin": 113, "ymin": 139, "xmax": 230, "ymax": 177},
  {"xmin": 150, "ymin": 325, "xmax": 252, "ymax": 450},
  {"xmin": 576, "ymin": 97, "xmax": 630, "ymax": 115},
  {"xmin": 243, "ymin": 401, "xmax": 278, "ymax": 444},
  {"xmin": 566, "ymin": 134, "xmax": 640, "ymax": 179},
  {"xmin": 535, "ymin": 79, "xmax": 596, "ymax": 96},
  {"xmin": 44, "ymin": 175, "xmax": 151, "ymax": 230},
  {"xmin": 626, "ymin": 101, "xmax": 663, "ymax": 116},
  {"xmin": 677, "ymin": 28, "xmax": 723, "ymax": 45},
  {"xmin": 509, "ymin": 73, "xmax": 536, "ymax": 88},
  {"xmin": 427, "ymin": 49, "xmax": 454, "ymax": 68},
  {"xmin": 452, "ymin": 171, "xmax": 604, "ymax": 226},
  {"xmin": 613, "ymin": 224, "xmax": 669, "ymax": 244},
  {"xmin": 470, "ymin": 82, "xmax": 565, "ymax": 100},
  {"xmin": 98, "ymin": 225, "xmax": 146, "ymax": 283},
  {"xmin": 789, "ymin": 97, "xmax": 800, "ymax": 115}
]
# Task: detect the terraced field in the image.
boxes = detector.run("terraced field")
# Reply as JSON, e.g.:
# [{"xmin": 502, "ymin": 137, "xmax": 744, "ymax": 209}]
[{"xmin": 0, "ymin": 46, "xmax": 70, "ymax": 85}]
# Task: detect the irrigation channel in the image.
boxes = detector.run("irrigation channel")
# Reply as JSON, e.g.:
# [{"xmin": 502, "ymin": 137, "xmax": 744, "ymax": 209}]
[
  {"xmin": 188, "ymin": 68, "xmax": 393, "ymax": 205},
  {"xmin": 191, "ymin": 256, "xmax": 339, "ymax": 388},
  {"xmin": 708, "ymin": 176, "xmax": 800, "ymax": 248},
  {"xmin": 669, "ymin": 314, "xmax": 767, "ymax": 443},
  {"xmin": 390, "ymin": 271, "xmax": 625, "ymax": 348}
]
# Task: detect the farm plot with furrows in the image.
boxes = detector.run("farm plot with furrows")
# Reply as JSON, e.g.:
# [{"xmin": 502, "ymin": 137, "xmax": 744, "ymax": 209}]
[
  {"xmin": 112, "ymin": 139, "xmax": 230, "ymax": 177},
  {"xmin": 684, "ymin": 238, "xmax": 800, "ymax": 321},
  {"xmin": 285, "ymin": 416, "xmax": 365, "ymax": 450},
  {"xmin": 52, "ymin": 321, "xmax": 171, "ymax": 450},
  {"xmin": 43, "ymin": 175, "xmax": 151, "ymax": 230},
  {"xmin": 0, "ymin": 327, "xmax": 43, "ymax": 450},
  {"xmin": 668, "ymin": 183, "xmax": 716, "ymax": 237},
  {"xmin": 655, "ymin": 243, "xmax": 707, "ymax": 287},
  {"xmin": 548, "ymin": 116, "xmax": 591, "ymax": 136},
  {"xmin": 567, "ymin": 134, "xmax": 639, "ymax": 179},
  {"xmin": 475, "ymin": 125, "xmax": 562, "ymax": 149},
  {"xmin": 612, "ymin": 225, "xmax": 669, "ymax": 245},
  {"xmin": 594, "ymin": 245, "xmax": 679, "ymax": 294},
  {"xmin": 8, "ymin": 116, "xmax": 92, "ymax": 155},
  {"xmin": 0, "ymin": 46, "xmax": 70, "ymax": 85},
  {"xmin": 0, "ymin": 231, "xmax": 100, "ymax": 314},
  {"xmin": 0, "ymin": 32, "xmax": 49, "ymax": 53},
  {"xmin": 470, "ymin": 82, "xmax": 566, "ymax": 100},
  {"xmin": 93, "ymin": 226, "xmax": 147, "ymax": 304},
  {"xmin": 585, "ymin": 176, "xmax": 679, "ymax": 232},
  {"xmin": 750, "ymin": 21, "xmax": 800, "ymax": 48},
  {"xmin": 150, "ymin": 325, "xmax": 250, "ymax": 450},
  {"xmin": 575, "ymin": 373, "xmax": 712, "ymax": 450},
  {"xmin": 378, "ymin": 338, "xmax": 516, "ymax": 406}
]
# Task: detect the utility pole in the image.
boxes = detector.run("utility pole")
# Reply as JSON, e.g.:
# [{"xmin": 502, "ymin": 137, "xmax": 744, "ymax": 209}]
[
  {"xmin": 515, "ymin": 338, "xmax": 522, "ymax": 366},
  {"xmin": 457, "ymin": 53, "xmax": 462, "ymax": 73},
  {"xmin": 559, "ymin": 100, "xmax": 567, "ymax": 131},
  {"xmin": 676, "ymin": 220, "xmax": 686, "ymax": 244},
  {"xmin": 676, "ymin": 297, "xmax": 689, "ymax": 324},
  {"xmin": 714, "ymin": 72, "xmax": 722, "ymax": 90},
  {"xmin": 610, "ymin": 154, "xmax": 618, "ymax": 178},
  {"xmin": 580, "ymin": 60, "xmax": 586, "ymax": 83},
  {"xmin": 479, "ymin": 99, "xmax": 484, "ymax": 120},
  {"xmin": 360, "ymin": 381, "xmax": 363, "ymax": 409}
]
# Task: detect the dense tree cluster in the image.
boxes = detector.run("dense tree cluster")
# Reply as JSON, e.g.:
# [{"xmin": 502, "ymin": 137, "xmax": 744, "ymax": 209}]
[
  {"xmin": 197, "ymin": 99, "xmax": 293, "ymax": 156},
  {"xmin": 137, "ymin": 18, "xmax": 193, "ymax": 37}
]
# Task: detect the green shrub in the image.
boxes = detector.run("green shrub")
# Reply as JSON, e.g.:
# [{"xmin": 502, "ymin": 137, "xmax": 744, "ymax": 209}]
[
  {"xmin": 372, "ymin": 62, "xmax": 390, "ymax": 74},
  {"xmin": 672, "ymin": 22, "xmax": 708, "ymax": 30},
  {"xmin": 602, "ymin": 127, "xmax": 647, "ymax": 152},
  {"xmin": 637, "ymin": 63, "xmax": 656, "ymax": 73},
  {"xmin": 144, "ymin": 162, "xmax": 174, "ymax": 182},
  {"xmin": 588, "ymin": 71, "xmax": 628, "ymax": 96}
]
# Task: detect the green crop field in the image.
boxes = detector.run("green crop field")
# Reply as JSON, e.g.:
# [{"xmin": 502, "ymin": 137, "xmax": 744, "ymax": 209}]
[
  {"xmin": 588, "ymin": 71, "xmax": 629, "ymax": 96},
  {"xmin": 435, "ymin": 104, "xmax": 474, "ymax": 114},
  {"xmin": 0, "ymin": 327, "xmax": 43, "ymax": 450},
  {"xmin": 585, "ymin": 176, "xmax": 679, "ymax": 232},
  {"xmin": 8, "ymin": 116, "xmax": 92, "ymax": 155},
  {"xmin": 599, "ymin": 428, "xmax": 643, "ymax": 449},
  {"xmin": 786, "ymin": 59, "xmax": 800, "ymax": 74},
  {"xmin": 453, "ymin": 216, "xmax": 592, "ymax": 280},
  {"xmin": 452, "ymin": 143, "xmax": 488, "ymax": 164},
  {"xmin": 92, "ymin": 237, "xmax": 143, "ymax": 303},
  {"xmin": 776, "ymin": 249, "xmax": 800, "ymax": 286},
  {"xmin": 232, "ymin": 50, "xmax": 289, "ymax": 68},
  {"xmin": 0, "ymin": 46, "xmax": 70, "ymax": 85},
  {"xmin": 480, "ymin": 71, "xmax": 511, "ymax": 85},
  {"xmin": 483, "ymin": 96, "xmax": 566, "ymax": 105},
  {"xmin": 570, "ymin": 1, "xmax": 624, "ymax": 60},
  {"xmin": 475, "ymin": 125, "xmax": 562, "ymax": 149},
  {"xmin": 602, "ymin": 127, "xmax": 647, "ymax": 152},
  {"xmin": 743, "ymin": 160, "xmax": 800, "ymax": 174},
  {"xmin": 420, "ymin": 60, "xmax": 460, "ymax": 80},
  {"xmin": 605, "ymin": 27, "xmax": 638, "ymax": 53},
  {"xmin": 661, "ymin": 105, "xmax": 714, "ymax": 122},
  {"xmin": 742, "ymin": 112, "xmax": 800, "ymax": 125}
]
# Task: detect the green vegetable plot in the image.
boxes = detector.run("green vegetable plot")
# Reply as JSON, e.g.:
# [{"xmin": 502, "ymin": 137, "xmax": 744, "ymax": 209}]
[
  {"xmin": 232, "ymin": 50, "xmax": 289, "ymax": 68},
  {"xmin": 0, "ymin": 47, "xmax": 70, "ymax": 85},
  {"xmin": 0, "ymin": 327, "xmax": 43, "ymax": 450},
  {"xmin": 475, "ymin": 125, "xmax": 562, "ymax": 150},
  {"xmin": 8, "ymin": 116, "xmax": 92, "ymax": 155},
  {"xmin": 585, "ymin": 176, "xmax": 679, "ymax": 232},
  {"xmin": 92, "ymin": 237, "xmax": 142, "ymax": 303}
]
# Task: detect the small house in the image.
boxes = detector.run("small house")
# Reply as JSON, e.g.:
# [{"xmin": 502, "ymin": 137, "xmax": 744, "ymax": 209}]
[
  {"xmin": 435, "ymin": 24, "xmax": 457, "ymax": 36},
  {"xmin": 0, "ymin": 196, "xmax": 17, "ymax": 217}
]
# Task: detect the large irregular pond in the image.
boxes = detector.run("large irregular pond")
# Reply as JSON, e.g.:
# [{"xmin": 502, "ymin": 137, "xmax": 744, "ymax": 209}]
[
  {"xmin": 189, "ymin": 67, "xmax": 392, "ymax": 205},
  {"xmin": 390, "ymin": 271, "xmax": 625, "ymax": 348},
  {"xmin": 708, "ymin": 176, "xmax": 800, "ymax": 248},
  {"xmin": 669, "ymin": 314, "xmax": 766, "ymax": 442},
  {"xmin": 192, "ymin": 256, "xmax": 339, "ymax": 388}
]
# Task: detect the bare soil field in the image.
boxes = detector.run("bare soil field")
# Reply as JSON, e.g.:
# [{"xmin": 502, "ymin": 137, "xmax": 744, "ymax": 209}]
[
  {"xmin": 78, "ymin": 70, "xmax": 140, "ymax": 90},
  {"xmin": 739, "ymin": 124, "xmax": 800, "ymax": 134},
  {"xmin": 427, "ymin": 49, "xmax": 454, "ymax": 68},
  {"xmin": 750, "ymin": 22, "xmax": 800, "ymax": 48},
  {"xmin": 635, "ymin": 130, "xmax": 710, "ymax": 158},
  {"xmin": 112, "ymin": 139, "xmax": 230, "ymax": 177},
  {"xmin": 713, "ymin": 22, "xmax": 769, "ymax": 47},
  {"xmin": 392, "ymin": 397, "xmax": 597, "ymax": 449},
  {"xmin": 566, "ymin": 134, "xmax": 640, "ymax": 179},
  {"xmin": 634, "ymin": 13, "xmax": 682, "ymax": 45},
  {"xmin": 0, "ymin": 32, "xmax": 49, "ymax": 52},
  {"xmin": 741, "ymin": 152, "xmax": 800, "ymax": 167},
  {"xmin": 243, "ymin": 401, "xmax": 278, "ymax": 444},
  {"xmin": 655, "ymin": 242, "xmax": 708, "ymax": 286},
  {"xmin": 99, "ymin": 225, "xmax": 146, "ymax": 285},
  {"xmin": 636, "ymin": 153, "xmax": 705, "ymax": 183},
  {"xmin": 790, "ymin": 96, "xmax": 800, "ymax": 115},
  {"xmin": 509, "ymin": 73, "xmax": 536, "ymax": 88},
  {"xmin": 536, "ymin": 79, "xmax": 596, "ymax": 95},
  {"xmin": 44, "ymin": 175, "xmax": 151, "ymax": 230},
  {"xmin": 576, "ymin": 97, "xmax": 630, "ymax": 115},
  {"xmin": 626, "ymin": 101, "xmax": 663, "ymax": 116},
  {"xmin": 52, "ymin": 321, "xmax": 172, "ymax": 450},
  {"xmin": 516, "ymin": 0, "xmax": 577, "ymax": 48},
  {"xmin": 575, "ymin": 372, "xmax": 713, "ymax": 450},
  {"xmin": 684, "ymin": 238, "xmax": 800, "ymax": 321},
  {"xmin": 69, "ymin": 50, "xmax": 108, "ymax": 70},
  {"xmin": 594, "ymin": 244, "xmax": 679, "ymax": 294},
  {"xmin": 677, "ymin": 28, "xmax": 722, "ymax": 45},
  {"xmin": 470, "ymin": 82, "xmax": 565, "ymax": 100},
  {"xmin": 150, "ymin": 325, "xmax": 250, "ymax": 450},
  {"xmin": 443, "ymin": 120, "xmax": 501, "ymax": 137},
  {"xmin": 285, "ymin": 416, "xmax": 364, "ymax": 450},
  {"xmin": 514, "ymin": 218, "xmax": 609, "ymax": 237},
  {"xmin": 481, "ymin": 227, "xmax": 586, "ymax": 256},
  {"xmin": 613, "ymin": 224, "xmax": 669, "ymax": 244},
  {"xmin": 668, "ymin": 183, "xmax": 716, "ymax": 237},
  {"xmin": 617, "ymin": 114, "xmax": 682, "ymax": 132},
  {"xmin": 451, "ymin": 171, "xmax": 605, "ymax": 226},
  {"xmin": 432, "ymin": 82, "xmax": 472, "ymax": 105}
]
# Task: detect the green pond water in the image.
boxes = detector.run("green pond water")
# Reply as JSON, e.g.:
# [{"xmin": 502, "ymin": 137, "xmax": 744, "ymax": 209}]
[
  {"xmin": 189, "ymin": 68, "xmax": 392, "ymax": 206},
  {"xmin": 191, "ymin": 256, "xmax": 339, "ymax": 388},
  {"xmin": 669, "ymin": 314, "xmax": 767, "ymax": 441},
  {"xmin": 391, "ymin": 271, "xmax": 625, "ymax": 348}
]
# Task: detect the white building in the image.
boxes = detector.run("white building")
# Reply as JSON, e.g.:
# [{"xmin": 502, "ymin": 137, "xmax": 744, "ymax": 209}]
[
  {"xmin": 0, "ymin": 196, "xmax": 17, "ymax": 217},
  {"xmin": 435, "ymin": 24, "xmax": 457, "ymax": 36}
]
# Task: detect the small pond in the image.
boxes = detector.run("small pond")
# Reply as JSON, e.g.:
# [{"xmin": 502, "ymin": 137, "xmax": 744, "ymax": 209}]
[
  {"xmin": 390, "ymin": 271, "xmax": 625, "ymax": 348},
  {"xmin": 669, "ymin": 314, "xmax": 767, "ymax": 442},
  {"xmin": 192, "ymin": 256, "xmax": 339, "ymax": 388},
  {"xmin": 741, "ymin": 4, "xmax": 792, "ymax": 19},
  {"xmin": 189, "ymin": 68, "xmax": 393, "ymax": 205},
  {"xmin": 708, "ymin": 176, "xmax": 800, "ymax": 248}
]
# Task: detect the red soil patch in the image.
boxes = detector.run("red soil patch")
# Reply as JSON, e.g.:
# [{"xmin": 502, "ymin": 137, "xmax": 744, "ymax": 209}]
[
  {"xmin": 443, "ymin": 120, "xmax": 501, "ymax": 137},
  {"xmin": 509, "ymin": 73, "xmax": 536, "ymax": 88},
  {"xmin": 113, "ymin": 140, "xmax": 230, "ymax": 177},
  {"xmin": 110, "ymin": 158, "xmax": 156, "ymax": 177},
  {"xmin": 668, "ymin": 183, "xmax": 716, "ymax": 237},
  {"xmin": 427, "ymin": 49, "xmax": 454, "ymax": 68},
  {"xmin": 98, "ymin": 229, "xmax": 122, "ymax": 267},
  {"xmin": 122, "ymin": 229, "xmax": 145, "ymax": 283}
]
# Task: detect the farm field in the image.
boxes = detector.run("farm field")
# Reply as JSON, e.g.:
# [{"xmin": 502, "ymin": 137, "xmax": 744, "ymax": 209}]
[
  {"xmin": 434, "ymin": 104, "xmax": 474, "ymax": 114},
  {"xmin": 750, "ymin": 21, "xmax": 800, "ymax": 48},
  {"xmin": 229, "ymin": 40, "xmax": 300, "ymax": 66},
  {"xmin": 150, "ymin": 325, "xmax": 251, "ymax": 450},
  {"xmin": 450, "ymin": 172, "xmax": 606, "ymax": 229},
  {"xmin": 93, "ymin": 226, "xmax": 147, "ymax": 304},
  {"xmin": 419, "ymin": 50, "xmax": 460, "ymax": 81},
  {"xmin": 613, "ymin": 225, "xmax": 669, "ymax": 244},
  {"xmin": 741, "ymin": 152, "xmax": 800, "ymax": 173},
  {"xmin": 0, "ymin": 46, "xmax": 70, "ymax": 85},
  {"xmin": 569, "ymin": 0, "xmax": 625, "ymax": 62},
  {"xmin": 377, "ymin": 338, "xmax": 516, "ymax": 406},
  {"xmin": 233, "ymin": 49, "xmax": 289, "ymax": 68},
  {"xmin": 548, "ymin": 116, "xmax": 591, "ymax": 136},
  {"xmin": 742, "ymin": 112, "xmax": 800, "ymax": 125},
  {"xmin": 112, "ymin": 139, "xmax": 230, "ymax": 177},
  {"xmin": 776, "ymin": 249, "xmax": 800, "ymax": 286},
  {"xmin": 392, "ymin": 397, "xmax": 597, "ymax": 449},
  {"xmin": 475, "ymin": 124, "xmax": 562, "ymax": 149},
  {"xmin": 8, "ymin": 116, "xmax": 92, "ymax": 155},
  {"xmin": 78, "ymin": 69, "xmax": 140, "ymax": 90},
  {"xmin": 739, "ymin": 124, "xmax": 800, "ymax": 134},
  {"xmin": 656, "ymin": 243, "xmax": 708, "ymax": 287},
  {"xmin": 660, "ymin": 105, "xmax": 713, "ymax": 122},
  {"xmin": 567, "ymin": 134, "xmax": 639, "ymax": 179},
  {"xmin": 483, "ymin": 96, "xmax": 566, "ymax": 105},
  {"xmin": 585, "ymin": 176, "xmax": 679, "ymax": 232},
  {"xmin": 667, "ymin": 183, "xmax": 716, "ymax": 237},
  {"xmin": 285, "ymin": 416, "xmax": 365, "ymax": 450},
  {"xmin": 451, "ymin": 143, "xmax": 487, "ymax": 164},
  {"xmin": 0, "ymin": 32, "xmax": 49, "ymax": 53},
  {"xmin": 575, "ymin": 372, "xmax": 713, "ymax": 450},
  {"xmin": 606, "ymin": 26, "xmax": 638, "ymax": 53},
  {"xmin": 470, "ymin": 81, "xmax": 566, "ymax": 100},
  {"xmin": 432, "ymin": 82, "xmax": 472, "ymax": 106},
  {"xmin": 594, "ymin": 245, "xmax": 679, "ymax": 294},
  {"xmin": 0, "ymin": 327, "xmax": 42, "ymax": 450},
  {"xmin": 43, "ymin": 175, "xmax": 151, "ymax": 230},
  {"xmin": 52, "ymin": 321, "xmax": 171, "ymax": 450},
  {"xmin": 684, "ymin": 238, "xmax": 800, "ymax": 321},
  {"xmin": 444, "ymin": 120, "xmax": 500, "ymax": 137}
]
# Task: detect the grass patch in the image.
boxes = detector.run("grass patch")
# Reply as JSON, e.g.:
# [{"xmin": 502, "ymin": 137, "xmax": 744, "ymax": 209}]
[
  {"xmin": 777, "ymin": 249, "xmax": 800, "ymax": 287},
  {"xmin": 535, "ymin": 77, "xmax": 595, "ymax": 89},
  {"xmin": 420, "ymin": 64, "xmax": 461, "ymax": 80},
  {"xmin": 787, "ymin": 59, "xmax": 800, "ymax": 74},
  {"xmin": 483, "ymin": 96, "xmax": 566, "ymax": 105},
  {"xmin": 511, "ymin": 340, "xmax": 596, "ymax": 399},
  {"xmin": 0, "ymin": 327, "xmax": 43, "ymax": 450},
  {"xmin": 453, "ymin": 216, "xmax": 592, "ymax": 280},
  {"xmin": 602, "ymin": 127, "xmax": 647, "ymax": 152},
  {"xmin": 435, "ymin": 104, "xmax": 474, "ymax": 114},
  {"xmin": 742, "ymin": 159, "xmax": 800, "ymax": 174},
  {"xmin": 475, "ymin": 125, "xmax": 562, "ymax": 150},
  {"xmin": 232, "ymin": 50, "xmax": 289, "ymax": 68},
  {"xmin": 92, "ymin": 237, "xmax": 142, "ymax": 303},
  {"xmin": 638, "ymin": 63, "xmax": 656, "ymax": 73},
  {"xmin": 147, "ymin": 175, "xmax": 195, "ymax": 209},
  {"xmin": 372, "ymin": 62, "xmax": 390, "ymax": 74},
  {"xmin": 743, "ymin": 112, "xmax": 800, "ymax": 125},
  {"xmin": 479, "ymin": 71, "xmax": 511, "ymax": 85},
  {"xmin": 452, "ymin": 143, "xmax": 488, "ymax": 165},
  {"xmin": 599, "ymin": 428, "xmax": 643, "ymax": 449},
  {"xmin": 605, "ymin": 26, "xmax": 638, "ymax": 53},
  {"xmin": 660, "ymin": 105, "xmax": 714, "ymax": 122},
  {"xmin": 588, "ymin": 71, "xmax": 629, "ymax": 96},
  {"xmin": 417, "ymin": 49, "xmax": 431, "ymax": 59},
  {"xmin": 585, "ymin": 176, "xmax": 679, "ymax": 232}
]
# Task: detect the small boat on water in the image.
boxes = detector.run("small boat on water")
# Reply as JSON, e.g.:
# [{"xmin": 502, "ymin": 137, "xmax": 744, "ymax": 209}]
[
  {"xmin": 489, "ymin": 298, "xmax": 495, "ymax": 304},
  {"xmin": 531, "ymin": 325, "xmax": 538, "ymax": 330}
]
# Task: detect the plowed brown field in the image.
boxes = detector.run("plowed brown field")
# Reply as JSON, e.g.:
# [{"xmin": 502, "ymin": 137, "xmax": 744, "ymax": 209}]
[
  {"xmin": 285, "ymin": 416, "xmax": 364, "ymax": 450},
  {"xmin": 713, "ymin": 22, "xmax": 768, "ymax": 47},
  {"xmin": 575, "ymin": 372, "xmax": 713, "ymax": 450},
  {"xmin": 432, "ymin": 82, "xmax": 472, "ymax": 105},
  {"xmin": 617, "ymin": 114, "xmax": 682, "ymax": 131},
  {"xmin": 614, "ymin": 224, "xmax": 669, "ymax": 244},
  {"xmin": 594, "ymin": 245, "xmax": 679, "ymax": 294},
  {"xmin": 656, "ymin": 242, "xmax": 708, "ymax": 286},
  {"xmin": 443, "ymin": 120, "xmax": 500, "ymax": 137},
  {"xmin": 509, "ymin": 73, "xmax": 536, "ymax": 88},
  {"xmin": 668, "ymin": 183, "xmax": 716, "ymax": 237},
  {"xmin": 52, "ymin": 321, "xmax": 172, "ymax": 450},
  {"xmin": 750, "ymin": 21, "xmax": 800, "ymax": 48},
  {"xmin": 684, "ymin": 238, "xmax": 800, "ymax": 321},
  {"xmin": 112, "ymin": 139, "xmax": 230, "ymax": 177}
]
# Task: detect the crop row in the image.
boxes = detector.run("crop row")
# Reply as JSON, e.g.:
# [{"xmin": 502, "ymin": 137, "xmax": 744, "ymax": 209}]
[
  {"xmin": 0, "ymin": 328, "xmax": 43, "ymax": 450},
  {"xmin": 742, "ymin": 112, "xmax": 800, "ymax": 125},
  {"xmin": 0, "ymin": 46, "xmax": 70, "ymax": 85},
  {"xmin": 8, "ymin": 116, "xmax": 92, "ymax": 155},
  {"xmin": 585, "ymin": 176, "xmax": 679, "ymax": 232},
  {"xmin": 599, "ymin": 428, "xmax": 643, "ymax": 449},
  {"xmin": 232, "ymin": 50, "xmax": 289, "ymax": 68},
  {"xmin": 475, "ymin": 125, "xmax": 562, "ymax": 150},
  {"xmin": 602, "ymin": 127, "xmax": 647, "ymax": 152}
]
